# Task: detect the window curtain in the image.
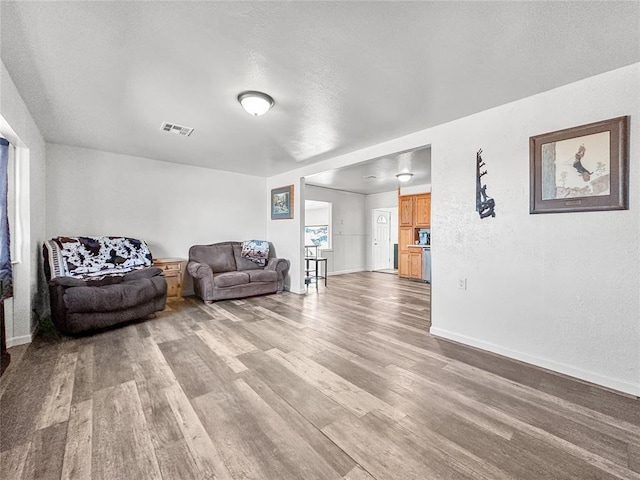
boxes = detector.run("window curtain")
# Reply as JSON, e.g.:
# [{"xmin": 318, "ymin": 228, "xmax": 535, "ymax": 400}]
[{"xmin": 0, "ymin": 138, "xmax": 12, "ymax": 302}]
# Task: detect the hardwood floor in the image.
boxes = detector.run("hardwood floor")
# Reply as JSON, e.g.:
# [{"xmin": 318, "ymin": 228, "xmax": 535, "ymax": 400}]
[{"xmin": 1, "ymin": 272, "xmax": 639, "ymax": 479}]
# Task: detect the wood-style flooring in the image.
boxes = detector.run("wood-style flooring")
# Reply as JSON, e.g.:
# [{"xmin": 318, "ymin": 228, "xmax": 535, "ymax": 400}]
[{"xmin": 1, "ymin": 272, "xmax": 639, "ymax": 479}]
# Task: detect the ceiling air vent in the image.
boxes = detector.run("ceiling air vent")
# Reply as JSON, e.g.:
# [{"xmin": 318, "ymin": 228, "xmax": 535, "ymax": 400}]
[{"xmin": 160, "ymin": 122, "xmax": 194, "ymax": 137}]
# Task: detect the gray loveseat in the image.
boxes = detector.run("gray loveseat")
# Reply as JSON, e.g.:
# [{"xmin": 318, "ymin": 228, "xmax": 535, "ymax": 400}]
[
  {"xmin": 188, "ymin": 241, "xmax": 289, "ymax": 302},
  {"xmin": 43, "ymin": 236, "xmax": 167, "ymax": 334}
]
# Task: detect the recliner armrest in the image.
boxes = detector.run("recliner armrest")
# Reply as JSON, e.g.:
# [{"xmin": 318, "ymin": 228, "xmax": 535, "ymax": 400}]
[
  {"xmin": 123, "ymin": 266, "xmax": 163, "ymax": 282},
  {"xmin": 49, "ymin": 276, "xmax": 87, "ymax": 288},
  {"xmin": 187, "ymin": 261, "xmax": 213, "ymax": 279}
]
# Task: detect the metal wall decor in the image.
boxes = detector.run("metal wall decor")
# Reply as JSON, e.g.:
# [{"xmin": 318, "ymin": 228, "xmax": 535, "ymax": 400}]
[{"xmin": 476, "ymin": 149, "xmax": 496, "ymax": 219}]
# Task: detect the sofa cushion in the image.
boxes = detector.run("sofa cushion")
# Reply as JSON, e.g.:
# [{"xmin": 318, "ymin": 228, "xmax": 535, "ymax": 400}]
[
  {"xmin": 190, "ymin": 244, "xmax": 237, "ymax": 273},
  {"xmin": 233, "ymin": 245, "xmax": 262, "ymax": 271},
  {"xmin": 213, "ymin": 272, "xmax": 250, "ymax": 288},
  {"xmin": 63, "ymin": 277, "xmax": 164, "ymax": 313},
  {"xmin": 247, "ymin": 270, "xmax": 278, "ymax": 283}
]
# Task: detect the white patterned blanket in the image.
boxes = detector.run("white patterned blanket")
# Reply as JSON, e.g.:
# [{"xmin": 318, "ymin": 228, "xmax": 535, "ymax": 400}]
[{"xmin": 45, "ymin": 236, "xmax": 152, "ymax": 279}]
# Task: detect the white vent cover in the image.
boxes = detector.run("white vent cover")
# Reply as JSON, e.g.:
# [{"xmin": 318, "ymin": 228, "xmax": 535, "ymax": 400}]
[{"xmin": 160, "ymin": 122, "xmax": 194, "ymax": 137}]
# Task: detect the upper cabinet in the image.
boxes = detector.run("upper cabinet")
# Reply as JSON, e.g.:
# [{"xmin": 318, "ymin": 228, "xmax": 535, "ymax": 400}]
[
  {"xmin": 414, "ymin": 193, "xmax": 431, "ymax": 227},
  {"xmin": 399, "ymin": 195, "xmax": 413, "ymax": 226},
  {"xmin": 399, "ymin": 193, "xmax": 431, "ymax": 228}
]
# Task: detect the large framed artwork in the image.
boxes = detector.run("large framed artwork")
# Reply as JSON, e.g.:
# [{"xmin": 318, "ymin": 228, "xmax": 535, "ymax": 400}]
[
  {"xmin": 529, "ymin": 116, "xmax": 628, "ymax": 214},
  {"xmin": 271, "ymin": 185, "xmax": 294, "ymax": 220}
]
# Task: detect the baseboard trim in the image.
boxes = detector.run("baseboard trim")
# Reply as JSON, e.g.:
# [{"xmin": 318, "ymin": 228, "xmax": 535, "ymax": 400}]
[
  {"xmin": 327, "ymin": 268, "xmax": 365, "ymax": 277},
  {"xmin": 7, "ymin": 334, "xmax": 32, "ymax": 348},
  {"xmin": 287, "ymin": 287, "xmax": 306, "ymax": 295},
  {"xmin": 429, "ymin": 327, "xmax": 639, "ymax": 397}
]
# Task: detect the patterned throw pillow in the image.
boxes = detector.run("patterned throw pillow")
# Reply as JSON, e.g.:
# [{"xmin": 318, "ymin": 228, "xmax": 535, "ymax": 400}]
[{"xmin": 240, "ymin": 240, "xmax": 269, "ymax": 267}]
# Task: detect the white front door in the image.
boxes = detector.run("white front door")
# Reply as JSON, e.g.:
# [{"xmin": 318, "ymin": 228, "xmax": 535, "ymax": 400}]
[{"xmin": 373, "ymin": 210, "xmax": 391, "ymax": 270}]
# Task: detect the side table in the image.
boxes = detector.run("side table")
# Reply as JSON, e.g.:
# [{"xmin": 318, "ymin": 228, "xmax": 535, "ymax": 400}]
[
  {"xmin": 153, "ymin": 257, "xmax": 186, "ymax": 301},
  {"xmin": 304, "ymin": 257, "xmax": 327, "ymax": 289}
]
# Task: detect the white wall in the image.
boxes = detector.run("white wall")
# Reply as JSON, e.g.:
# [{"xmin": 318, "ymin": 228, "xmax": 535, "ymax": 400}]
[
  {"xmin": 267, "ymin": 63, "xmax": 640, "ymax": 395},
  {"xmin": 429, "ymin": 64, "xmax": 640, "ymax": 396},
  {"xmin": 46, "ymin": 144, "xmax": 267, "ymax": 295},
  {"xmin": 305, "ymin": 185, "xmax": 366, "ymax": 276},
  {"xmin": 400, "ymin": 183, "xmax": 431, "ymax": 195},
  {"xmin": 305, "ymin": 202, "xmax": 330, "ymax": 226},
  {"xmin": 0, "ymin": 60, "xmax": 47, "ymax": 345}
]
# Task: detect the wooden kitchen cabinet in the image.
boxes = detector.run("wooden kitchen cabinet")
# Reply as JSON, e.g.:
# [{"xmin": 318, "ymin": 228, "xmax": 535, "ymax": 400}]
[
  {"xmin": 398, "ymin": 191, "xmax": 431, "ymax": 280},
  {"xmin": 399, "ymin": 252, "xmax": 410, "ymax": 278},
  {"xmin": 399, "ymin": 227, "xmax": 413, "ymax": 251},
  {"xmin": 409, "ymin": 250, "xmax": 422, "ymax": 279},
  {"xmin": 399, "ymin": 195, "xmax": 413, "ymax": 226},
  {"xmin": 414, "ymin": 193, "xmax": 431, "ymax": 227},
  {"xmin": 398, "ymin": 227, "xmax": 414, "ymax": 278}
]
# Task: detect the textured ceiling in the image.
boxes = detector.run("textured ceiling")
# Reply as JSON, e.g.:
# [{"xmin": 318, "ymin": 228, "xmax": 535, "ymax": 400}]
[
  {"xmin": 1, "ymin": 1, "xmax": 639, "ymax": 178},
  {"xmin": 306, "ymin": 147, "xmax": 431, "ymax": 195}
]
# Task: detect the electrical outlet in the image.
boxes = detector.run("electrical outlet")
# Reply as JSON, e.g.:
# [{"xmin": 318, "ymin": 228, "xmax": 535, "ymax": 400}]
[{"xmin": 457, "ymin": 278, "xmax": 467, "ymax": 290}]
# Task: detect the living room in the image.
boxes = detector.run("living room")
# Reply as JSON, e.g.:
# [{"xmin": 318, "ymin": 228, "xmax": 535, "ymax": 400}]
[{"xmin": 1, "ymin": 2, "xmax": 639, "ymax": 479}]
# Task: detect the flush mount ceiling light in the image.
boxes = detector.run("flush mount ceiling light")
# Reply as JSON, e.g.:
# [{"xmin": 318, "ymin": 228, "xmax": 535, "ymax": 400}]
[
  {"xmin": 396, "ymin": 172, "xmax": 414, "ymax": 183},
  {"xmin": 237, "ymin": 91, "xmax": 275, "ymax": 116}
]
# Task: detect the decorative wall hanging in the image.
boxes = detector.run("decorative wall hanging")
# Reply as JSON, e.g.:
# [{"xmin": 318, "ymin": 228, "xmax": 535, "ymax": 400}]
[
  {"xmin": 271, "ymin": 185, "xmax": 294, "ymax": 220},
  {"xmin": 476, "ymin": 149, "xmax": 496, "ymax": 219},
  {"xmin": 529, "ymin": 116, "xmax": 628, "ymax": 214}
]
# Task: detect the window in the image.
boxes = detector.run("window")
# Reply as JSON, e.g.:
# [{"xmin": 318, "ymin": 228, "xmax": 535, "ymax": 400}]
[
  {"xmin": 305, "ymin": 200, "xmax": 332, "ymax": 250},
  {"xmin": 305, "ymin": 225, "xmax": 329, "ymax": 250}
]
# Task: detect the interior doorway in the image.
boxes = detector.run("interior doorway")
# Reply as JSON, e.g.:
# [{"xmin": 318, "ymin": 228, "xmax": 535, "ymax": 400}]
[{"xmin": 372, "ymin": 207, "xmax": 398, "ymax": 273}]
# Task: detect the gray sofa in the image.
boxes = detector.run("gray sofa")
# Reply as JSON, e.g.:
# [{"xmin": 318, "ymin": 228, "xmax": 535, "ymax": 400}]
[
  {"xmin": 43, "ymin": 236, "xmax": 167, "ymax": 334},
  {"xmin": 188, "ymin": 241, "xmax": 289, "ymax": 302}
]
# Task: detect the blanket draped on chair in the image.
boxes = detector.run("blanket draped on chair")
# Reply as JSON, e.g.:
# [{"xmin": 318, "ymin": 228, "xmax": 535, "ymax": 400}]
[
  {"xmin": 241, "ymin": 240, "xmax": 269, "ymax": 267},
  {"xmin": 45, "ymin": 236, "xmax": 153, "ymax": 279}
]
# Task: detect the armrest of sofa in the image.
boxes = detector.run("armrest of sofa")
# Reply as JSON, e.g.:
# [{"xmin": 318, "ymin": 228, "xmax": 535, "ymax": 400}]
[
  {"xmin": 266, "ymin": 257, "xmax": 290, "ymax": 280},
  {"xmin": 188, "ymin": 261, "xmax": 215, "ymax": 300},
  {"xmin": 265, "ymin": 258, "xmax": 289, "ymax": 292},
  {"xmin": 187, "ymin": 261, "xmax": 213, "ymax": 279}
]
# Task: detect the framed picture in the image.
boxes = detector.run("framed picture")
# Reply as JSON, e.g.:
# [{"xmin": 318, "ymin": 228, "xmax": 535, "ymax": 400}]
[
  {"xmin": 271, "ymin": 185, "xmax": 294, "ymax": 219},
  {"xmin": 529, "ymin": 116, "xmax": 628, "ymax": 214}
]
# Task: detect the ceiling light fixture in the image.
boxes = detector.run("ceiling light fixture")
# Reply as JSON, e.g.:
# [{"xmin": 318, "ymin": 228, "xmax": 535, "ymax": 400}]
[
  {"xmin": 237, "ymin": 91, "xmax": 275, "ymax": 116},
  {"xmin": 396, "ymin": 172, "xmax": 414, "ymax": 183}
]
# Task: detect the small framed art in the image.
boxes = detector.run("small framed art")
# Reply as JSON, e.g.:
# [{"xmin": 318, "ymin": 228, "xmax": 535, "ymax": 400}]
[
  {"xmin": 529, "ymin": 116, "xmax": 628, "ymax": 214},
  {"xmin": 271, "ymin": 185, "xmax": 294, "ymax": 220}
]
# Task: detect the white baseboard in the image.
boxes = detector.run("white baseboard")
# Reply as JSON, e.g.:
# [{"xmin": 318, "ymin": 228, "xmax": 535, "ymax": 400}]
[
  {"xmin": 430, "ymin": 327, "xmax": 640, "ymax": 397},
  {"xmin": 7, "ymin": 334, "xmax": 32, "ymax": 348},
  {"xmin": 287, "ymin": 287, "xmax": 306, "ymax": 295},
  {"xmin": 327, "ymin": 268, "xmax": 365, "ymax": 277}
]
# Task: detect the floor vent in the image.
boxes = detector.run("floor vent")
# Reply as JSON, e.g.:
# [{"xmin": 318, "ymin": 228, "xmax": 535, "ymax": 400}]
[{"xmin": 160, "ymin": 122, "xmax": 194, "ymax": 137}]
